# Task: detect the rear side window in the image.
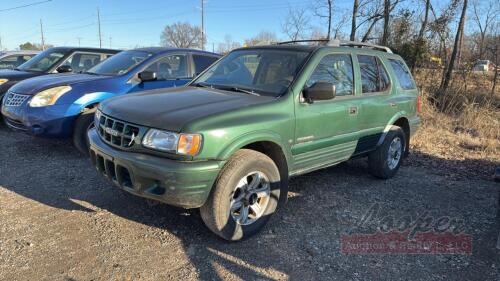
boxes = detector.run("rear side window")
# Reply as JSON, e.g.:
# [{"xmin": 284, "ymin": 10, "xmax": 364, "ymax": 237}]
[
  {"xmin": 305, "ymin": 54, "xmax": 354, "ymax": 96},
  {"xmin": 389, "ymin": 59, "xmax": 416, "ymax": 90},
  {"xmin": 358, "ymin": 55, "xmax": 390, "ymax": 93},
  {"xmin": 193, "ymin": 55, "xmax": 218, "ymax": 75}
]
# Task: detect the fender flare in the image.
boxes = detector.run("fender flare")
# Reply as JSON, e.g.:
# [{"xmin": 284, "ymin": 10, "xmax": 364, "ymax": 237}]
[{"xmin": 376, "ymin": 111, "xmax": 409, "ymax": 147}]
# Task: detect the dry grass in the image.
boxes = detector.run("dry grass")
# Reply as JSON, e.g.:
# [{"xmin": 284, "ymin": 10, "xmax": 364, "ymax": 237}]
[{"xmin": 409, "ymin": 69, "xmax": 499, "ymax": 180}]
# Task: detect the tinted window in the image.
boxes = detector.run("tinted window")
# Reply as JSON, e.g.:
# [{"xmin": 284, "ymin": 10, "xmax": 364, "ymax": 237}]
[
  {"xmin": 17, "ymin": 49, "xmax": 67, "ymax": 72},
  {"xmin": 0, "ymin": 55, "xmax": 34, "ymax": 69},
  {"xmin": 194, "ymin": 49, "xmax": 310, "ymax": 97},
  {"xmin": 305, "ymin": 54, "xmax": 354, "ymax": 96},
  {"xmin": 59, "ymin": 53, "xmax": 102, "ymax": 72},
  {"xmin": 87, "ymin": 50, "xmax": 152, "ymax": 76},
  {"xmin": 144, "ymin": 54, "xmax": 188, "ymax": 80},
  {"xmin": 389, "ymin": 59, "xmax": 416, "ymax": 90},
  {"xmin": 358, "ymin": 55, "xmax": 390, "ymax": 93},
  {"xmin": 193, "ymin": 55, "xmax": 218, "ymax": 75}
]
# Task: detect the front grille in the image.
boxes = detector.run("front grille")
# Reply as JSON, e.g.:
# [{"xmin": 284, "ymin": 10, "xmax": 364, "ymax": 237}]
[
  {"xmin": 97, "ymin": 113, "xmax": 140, "ymax": 148},
  {"xmin": 4, "ymin": 92, "xmax": 30, "ymax": 107}
]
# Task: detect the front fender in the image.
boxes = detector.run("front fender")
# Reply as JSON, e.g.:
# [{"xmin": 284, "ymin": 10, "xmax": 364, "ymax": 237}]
[
  {"xmin": 217, "ymin": 130, "xmax": 289, "ymax": 162},
  {"xmin": 64, "ymin": 91, "xmax": 118, "ymax": 116}
]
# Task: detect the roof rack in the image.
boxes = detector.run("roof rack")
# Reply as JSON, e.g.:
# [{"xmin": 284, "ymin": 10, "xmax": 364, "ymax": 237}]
[{"xmin": 276, "ymin": 39, "xmax": 393, "ymax": 53}]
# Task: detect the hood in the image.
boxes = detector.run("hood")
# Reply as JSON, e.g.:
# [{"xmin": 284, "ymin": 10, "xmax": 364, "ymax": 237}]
[
  {"xmin": 9, "ymin": 73, "xmax": 109, "ymax": 95},
  {"xmin": 101, "ymin": 86, "xmax": 275, "ymax": 132},
  {"xmin": 0, "ymin": 69, "xmax": 41, "ymax": 81}
]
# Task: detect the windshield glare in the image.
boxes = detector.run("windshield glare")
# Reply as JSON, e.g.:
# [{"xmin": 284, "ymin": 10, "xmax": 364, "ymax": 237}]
[
  {"xmin": 17, "ymin": 49, "xmax": 66, "ymax": 72},
  {"xmin": 193, "ymin": 49, "xmax": 310, "ymax": 97},
  {"xmin": 86, "ymin": 50, "xmax": 152, "ymax": 76}
]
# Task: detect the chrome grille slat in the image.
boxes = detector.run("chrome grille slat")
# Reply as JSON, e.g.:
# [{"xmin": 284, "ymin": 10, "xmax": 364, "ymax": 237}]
[
  {"xmin": 97, "ymin": 113, "xmax": 140, "ymax": 148},
  {"xmin": 4, "ymin": 92, "xmax": 30, "ymax": 107}
]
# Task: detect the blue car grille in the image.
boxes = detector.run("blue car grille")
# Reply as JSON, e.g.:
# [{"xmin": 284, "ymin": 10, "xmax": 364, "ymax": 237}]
[
  {"xmin": 4, "ymin": 92, "xmax": 29, "ymax": 107},
  {"xmin": 97, "ymin": 113, "xmax": 140, "ymax": 148}
]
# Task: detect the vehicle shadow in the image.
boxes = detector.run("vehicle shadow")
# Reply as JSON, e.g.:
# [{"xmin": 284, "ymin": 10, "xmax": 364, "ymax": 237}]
[{"xmin": 0, "ymin": 131, "xmax": 498, "ymax": 280}]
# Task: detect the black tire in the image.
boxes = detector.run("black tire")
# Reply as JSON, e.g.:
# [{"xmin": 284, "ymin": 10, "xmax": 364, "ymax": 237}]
[
  {"xmin": 200, "ymin": 149, "xmax": 282, "ymax": 241},
  {"xmin": 73, "ymin": 108, "xmax": 97, "ymax": 156},
  {"xmin": 368, "ymin": 126, "xmax": 406, "ymax": 179}
]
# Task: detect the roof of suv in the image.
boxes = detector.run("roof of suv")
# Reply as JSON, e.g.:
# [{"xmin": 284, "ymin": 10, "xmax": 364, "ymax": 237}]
[{"xmin": 47, "ymin": 46, "xmax": 120, "ymax": 53}]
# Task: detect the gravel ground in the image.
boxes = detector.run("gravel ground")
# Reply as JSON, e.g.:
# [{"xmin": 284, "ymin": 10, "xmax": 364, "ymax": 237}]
[{"xmin": 0, "ymin": 126, "xmax": 498, "ymax": 281}]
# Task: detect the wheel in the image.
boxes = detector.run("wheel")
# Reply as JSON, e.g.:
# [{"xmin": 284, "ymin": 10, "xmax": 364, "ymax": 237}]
[
  {"xmin": 368, "ymin": 126, "xmax": 406, "ymax": 179},
  {"xmin": 73, "ymin": 107, "xmax": 97, "ymax": 156},
  {"xmin": 200, "ymin": 149, "xmax": 282, "ymax": 241}
]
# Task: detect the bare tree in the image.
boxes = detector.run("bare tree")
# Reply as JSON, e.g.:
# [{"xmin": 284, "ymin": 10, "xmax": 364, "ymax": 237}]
[
  {"xmin": 381, "ymin": 0, "xmax": 390, "ymax": 45},
  {"xmin": 350, "ymin": 0, "xmax": 359, "ymax": 40},
  {"xmin": 355, "ymin": 0, "xmax": 401, "ymax": 42},
  {"xmin": 160, "ymin": 22, "xmax": 203, "ymax": 48},
  {"xmin": 471, "ymin": 0, "xmax": 499, "ymax": 58},
  {"xmin": 217, "ymin": 35, "xmax": 241, "ymax": 54},
  {"xmin": 282, "ymin": 6, "xmax": 311, "ymax": 41},
  {"xmin": 440, "ymin": 0, "xmax": 468, "ymax": 95},
  {"xmin": 411, "ymin": 0, "xmax": 432, "ymax": 70},
  {"xmin": 244, "ymin": 31, "xmax": 277, "ymax": 46},
  {"xmin": 313, "ymin": 0, "xmax": 333, "ymax": 40}
]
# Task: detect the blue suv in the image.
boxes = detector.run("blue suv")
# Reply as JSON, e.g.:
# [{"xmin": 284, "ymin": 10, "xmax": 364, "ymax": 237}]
[{"xmin": 1, "ymin": 47, "xmax": 220, "ymax": 154}]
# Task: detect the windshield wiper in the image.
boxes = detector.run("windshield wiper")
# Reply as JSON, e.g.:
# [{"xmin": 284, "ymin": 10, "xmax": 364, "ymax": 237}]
[
  {"xmin": 192, "ymin": 82, "xmax": 214, "ymax": 89},
  {"xmin": 229, "ymin": 87, "xmax": 260, "ymax": 96}
]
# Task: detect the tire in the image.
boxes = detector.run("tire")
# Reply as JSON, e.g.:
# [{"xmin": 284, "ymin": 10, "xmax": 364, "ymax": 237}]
[
  {"xmin": 73, "ymin": 107, "xmax": 97, "ymax": 156},
  {"xmin": 368, "ymin": 126, "xmax": 406, "ymax": 179},
  {"xmin": 200, "ymin": 149, "xmax": 282, "ymax": 241}
]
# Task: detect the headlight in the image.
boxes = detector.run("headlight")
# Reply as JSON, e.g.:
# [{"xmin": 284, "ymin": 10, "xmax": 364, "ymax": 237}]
[
  {"xmin": 142, "ymin": 129, "xmax": 202, "ymax": 156},
  {"xmin": 29, "ymin": 86, "xmax": 72, "ymax": 107},
  {"xmin": 0, "ymin": 79, "xmax": 8, "ymax": 85}
]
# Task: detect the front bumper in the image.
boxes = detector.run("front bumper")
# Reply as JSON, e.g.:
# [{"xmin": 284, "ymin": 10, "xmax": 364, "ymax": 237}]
[
  {"xmin": 88, "ymin": 128, "xmax": 224, "ymax": 209},
  {"xmin": 1, "ymin": 101, "xmax": 76, "ymax": 138}
]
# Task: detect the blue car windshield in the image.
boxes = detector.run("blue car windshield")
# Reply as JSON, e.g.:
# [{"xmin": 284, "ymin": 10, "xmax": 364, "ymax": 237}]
[
  {"xmin": 192, "ymin": 49, "xmax": 310, "ymax": 97},
  {"xmin": 86, "ymin": 50, "xmax": 152, "ymax": 76},
  {"xmin": 16, "ymin": 49, "xmax": 66, "ymax": 72}
]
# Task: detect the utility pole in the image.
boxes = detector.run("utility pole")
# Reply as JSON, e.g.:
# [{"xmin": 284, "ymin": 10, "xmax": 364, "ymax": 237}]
[
  {"xmin": 201, "ymin": 0, "xmax": 205, "ymax": 50},
  {"xmin": 97, "ymin": 7, "xmax": 102, "ymax": 48},
  {"xmin": 40, "ymin": 19, "xmax": 45, "ymax": 50},
  {"xmin": 77, "ymin": 37, "xmax": 81, "ymax": 47},
  {"xmin": 109, "ymin": 37, "xmax": 112, "ymax": 48}
]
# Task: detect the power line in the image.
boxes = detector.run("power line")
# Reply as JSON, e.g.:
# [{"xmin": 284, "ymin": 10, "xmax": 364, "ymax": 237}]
[{"xmin": 0, "ymin": 0, "xmax": 52, "ymax": 12}]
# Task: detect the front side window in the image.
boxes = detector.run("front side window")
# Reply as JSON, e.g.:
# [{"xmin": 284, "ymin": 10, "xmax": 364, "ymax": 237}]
[
  {"xmin": 389, "ymin": 59, "xmax": 416, "ymax": 90},
  {"xmin": 86, "ymin": 50, "xmax": 152, "ymax": 76},
  {"xmin": 193, "ymin": 49, "xmax": 310, "ymax": 97},
  {"xmin": 59, "ymin": 53, "xmax": 102, "ymax": 72},
  {"xmin": 144, "ymin": 54, "xmax": 188, "ymax": 80},
  {"xmin": 17, "ymin": 49, "xmax": 67, "ymax": 72},
  {"xmin": 193, "ymin": 55, "xmax": 218, "ymax": 75},
  {"xmin": 358, "ymin": 55, "xmax": 390, "ymax": 93},
  {"xmin": 305, "ymin": 54, "xmax": 354, "ymax": 96}
]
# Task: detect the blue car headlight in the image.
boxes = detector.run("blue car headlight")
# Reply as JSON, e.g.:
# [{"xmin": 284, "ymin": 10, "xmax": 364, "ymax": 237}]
[{"xmin": 30, "ymin": 86, "xmax": 72, "ymax": 107}]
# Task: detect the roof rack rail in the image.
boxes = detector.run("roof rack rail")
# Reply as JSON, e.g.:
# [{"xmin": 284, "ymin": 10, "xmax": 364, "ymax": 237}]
[{"xmin": 275, "ymin": 39, "xmax": 393, "ymax": 53}]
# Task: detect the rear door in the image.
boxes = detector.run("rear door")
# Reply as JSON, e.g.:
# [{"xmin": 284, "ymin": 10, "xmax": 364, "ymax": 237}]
[{"xmin": 292, "ymin": 51, "xmax": 359, "ymax": 173}]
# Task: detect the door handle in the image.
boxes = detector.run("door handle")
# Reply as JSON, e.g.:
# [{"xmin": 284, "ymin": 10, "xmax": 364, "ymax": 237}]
[
  {"xmin": 390, "ymin": 103, "xmax": 397, "ymax": 107},
  {"xmin": 348, "ymin": 106, "xmax": 358, "ymax": 115}
]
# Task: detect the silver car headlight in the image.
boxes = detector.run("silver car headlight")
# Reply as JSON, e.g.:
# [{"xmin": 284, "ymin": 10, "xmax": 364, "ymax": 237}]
[
  {"xmin": 0, "ymin": 79, "xmax": 8, "ymax": 85},
  {"xmin": 142, "ymin": 129, "xmax": 202, "ymax": 156},
  {"xmin": 29, "ymin": 86, "xmax": 72, "ymax": 107}
]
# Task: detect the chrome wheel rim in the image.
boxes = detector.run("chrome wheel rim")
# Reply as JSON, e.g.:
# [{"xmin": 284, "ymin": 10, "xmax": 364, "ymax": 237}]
[
  {"xmin": 387, "ymin": 137, "xmax": 402, "ymax": 170},
  {"xmin": 229, "ymin": 171, "xmax": 271, "ymax": 225}
]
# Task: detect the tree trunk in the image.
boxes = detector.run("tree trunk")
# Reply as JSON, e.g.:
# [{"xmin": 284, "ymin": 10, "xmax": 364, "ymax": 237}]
[
  {"xmin": 381, "ymin": 0, "xmax": 390, "ymax": 45},
  {"xmin": 439, "ymin": 0, "xmax": 468, "ymax": 95},
  {"xmin": 350, "ymin": 0, "xmax": 359, "ymax": 41},
  {"xmin": 362, "ymin": 18, "xmax": 381, "ymax": 42},
  {"xmin": 411, "ymin": 0, "xmax": 431, "ymax": 71},
  {"xmin": 492, "ymin": 65, "xmax": 498, "ymax": 98}
]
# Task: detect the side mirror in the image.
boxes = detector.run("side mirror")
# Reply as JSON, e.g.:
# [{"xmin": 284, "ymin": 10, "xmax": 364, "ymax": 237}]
[
  {"xmin": 56, "ymin": 65, "xmax": 73, "ymax": 73},
  {"xmin": 303, "ymin": 82, "xmax": 336, "ymax": 103},
  {"xmin": 138, "ymin": 71, "xmax": 157, "ymax": 82}
]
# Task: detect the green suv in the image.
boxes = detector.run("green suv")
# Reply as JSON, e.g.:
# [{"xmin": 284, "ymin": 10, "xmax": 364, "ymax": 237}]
[{"xmin": 88, "ymin": 40, "xmax": 420, "ymax": 241}]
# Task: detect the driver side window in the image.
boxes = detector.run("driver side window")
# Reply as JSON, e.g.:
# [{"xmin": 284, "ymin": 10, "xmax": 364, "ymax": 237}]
[
  {"xmin": 144, "ymin": 54, "xmax": 188, "ymax": 80},
  {"xmin": 305, "ymin": 54, "xmax": 354, "ymax": 96}
]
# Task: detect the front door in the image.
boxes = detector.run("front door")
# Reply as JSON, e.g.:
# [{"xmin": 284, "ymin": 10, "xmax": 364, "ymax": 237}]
[
  {"xmin": 130, "ymin": 54, "xmax": 191, "ymax": 92},
  {"xmin": 292, "ymin": 53, "xmax": 359, "ymax": 173}
]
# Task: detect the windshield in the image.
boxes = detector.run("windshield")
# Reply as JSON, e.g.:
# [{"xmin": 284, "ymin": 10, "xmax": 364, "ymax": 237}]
[
  {"xmin": 86, "ymin": 50, "xmax": 152, "ymax": 76},
  {"xmin": 192, "ymin": 49, "xmax": 310, "ymax": 97},
  {"xmin": 17, "ymin": 49, "xmax": 66, "ymax": 72}
]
